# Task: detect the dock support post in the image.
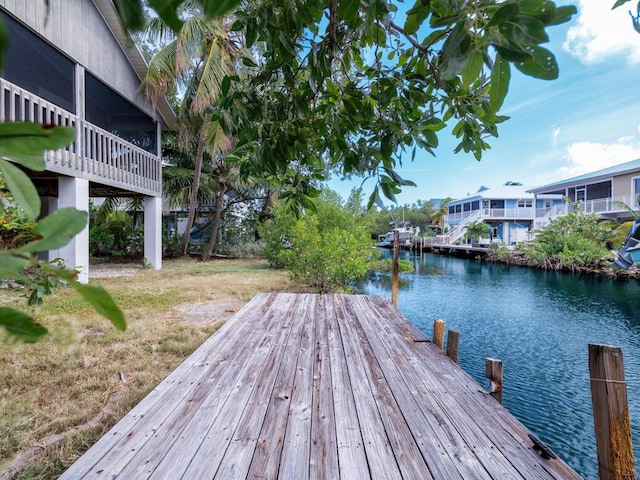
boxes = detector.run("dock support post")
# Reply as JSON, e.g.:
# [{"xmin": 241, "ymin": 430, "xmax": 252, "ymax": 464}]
[
  {"xmin": 392, "ymin": 230, "xmax": 399, "ymax": 307},
  {"xmin": 433, "ymin": 319, "xmax": 445, "ymax": 352},
  {"xmin": 485, "ymin": 358, "xmax": 503, "ymax": 404},
  {"xmin": 446, "ymin": 329, "xmax": 459, "ymax": 363},
  {"xmin": 588, "ymin": 344, "xmax": 636, "ymax": 480}
]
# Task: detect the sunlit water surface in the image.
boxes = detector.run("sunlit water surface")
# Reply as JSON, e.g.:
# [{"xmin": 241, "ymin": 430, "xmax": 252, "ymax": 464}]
[{"xmin": 356, "ymin": 250, "xmax": 640, "ymax": 479}]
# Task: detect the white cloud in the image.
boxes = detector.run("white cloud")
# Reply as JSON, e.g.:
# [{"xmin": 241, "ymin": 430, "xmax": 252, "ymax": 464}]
[
  {"xmin": 563, "ymin": 1, "xmax": 640, "ymax": 64},
  {"xmin": 558, "ymin": 137, "xmax": 640, "ymax": 178},
  {"xmin": 551, "ymin": 126, "xmax": 560, "ymax": 147}
]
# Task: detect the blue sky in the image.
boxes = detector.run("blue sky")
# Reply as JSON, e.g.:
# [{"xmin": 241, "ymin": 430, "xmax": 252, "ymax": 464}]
[{"xmin": 329, "ymin": 1, "xmax": 640, "ymax": 205}]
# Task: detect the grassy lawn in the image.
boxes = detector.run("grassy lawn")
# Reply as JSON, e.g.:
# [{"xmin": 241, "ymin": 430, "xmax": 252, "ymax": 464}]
[{"xmin": 0, "ymin": 258, "xmax": 302, "ymax": 479}]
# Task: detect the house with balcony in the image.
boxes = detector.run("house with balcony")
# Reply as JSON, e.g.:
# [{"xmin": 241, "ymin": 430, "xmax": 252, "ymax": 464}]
[
  {"xmin": 443, "ymin": 185, "xmax": 563, "ymax": 245},
  {"xmin": 527, "ymin": 158, "xmax": 640, "ymax": 228},
  {"xmin": 0, "ymin": 0, "xmax": 176, "ymax": 282}
]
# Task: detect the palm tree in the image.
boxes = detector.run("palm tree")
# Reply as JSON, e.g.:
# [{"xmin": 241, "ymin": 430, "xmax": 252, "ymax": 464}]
[
  {"xmin": 431, "ymin": 197, "xmax": 452, "ymax": 234},
  {"xmin": 142, "ymin": 3, "xmax": 241, "ymax": 255},
  {"xmin": 465, "ymin": 221, "xmax": 492, "ymax": 244}
]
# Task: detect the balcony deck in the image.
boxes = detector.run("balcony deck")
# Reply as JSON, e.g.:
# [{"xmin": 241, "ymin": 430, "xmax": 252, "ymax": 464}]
[
  {"xmin": 59, "ymin": 293, "xmax": 581, "ymax": 480},
  {"xmin": 0, "ymin": 78, "xmax": 161, "ymax": 197}
]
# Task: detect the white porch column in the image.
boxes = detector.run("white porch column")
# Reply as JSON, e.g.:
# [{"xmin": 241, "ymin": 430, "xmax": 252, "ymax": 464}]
[
  {"xmin": 144, "ymin": 196, "xmax": 162, "ymax": 270},
  {"xmin": 58, "ymin": 177, "xmax": 90, "ymax": 283}
]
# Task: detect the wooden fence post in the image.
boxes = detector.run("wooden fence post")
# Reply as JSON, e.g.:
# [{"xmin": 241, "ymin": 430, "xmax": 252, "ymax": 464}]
[
  {"xmin": 433, "ymin": 319, "xmax": 445, "ymax": 352},
  {"xmin": 446, "ymin": 329, "xmax": 459, "ymax": 363},
  {"xmin": 588, "ymin": 344, "xmax": 636, "ymax": 480},
  {"xmin": 485, "ymin": 358, "xmax": 503, "ymax": 404},
  {"xmin": 391, "ymin": 230, "xmax": 399, "ymax": 307}
]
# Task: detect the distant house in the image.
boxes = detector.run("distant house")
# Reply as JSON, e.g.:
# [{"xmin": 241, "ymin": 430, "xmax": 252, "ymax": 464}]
[
  {"xmin": 444, "ymin": 185, "xmax": 562, "ymax": 245},
  {"xmin": 0, "ymin": 1, "xmax": 176, "ymax": 282},
  {"xmin": 528, "ymin": 158, "xmax": 640, "ymax": 228}
]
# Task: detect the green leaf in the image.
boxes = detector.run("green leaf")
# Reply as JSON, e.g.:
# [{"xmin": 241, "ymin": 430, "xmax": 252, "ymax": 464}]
[
  {"xmin": 0, "ymin": 123, "xmax": 76, "ymax": 170},
  {"xmin": 380, "ymin": 133, "xmax": 394, "ymax": 159},
  {"xmin": 245, "ymin": 18, "xmax": 258, "ymax": 48},
  {"xmin": 549, "ymin": 5, "xmax": 577, "ymax": 26},
  {"xmin": 490, "ymin": 54, "xmax": 511, "ymax": 111},
  {"xmin": 486, "ymin": 3, "xmax": 520, "ymax": 27},
  {"xmin": 0, "ymin": 159, "xmax": 41, "ymax": 218},
  {"xmin": 0, "ymin": 255, "xmax": 29, "ymax": 279},
  {"xmin": 440, "ymin": 24, "xmax": 470, "ymax": 80},
  {"xmin": 74, "ymin": 283, "xmax": 126, "ymax": 331},
  {"xmin": 461, "ymin": 50, "xmax": 483, "ymax": 86},
  {"xmin": 493, "ymin": 44, "xmax": 532, "ymax": 63},
  {"xmin": 113, "ymin": 0, "xmax": 145, "ymax": 31},
  {"xmin": 612, "ymin": 0, "xmax": 631, "ymax": 8},
  {"xmin": 200, "ymin": 0, "xmax": 243, "ymax": 17},
  {"xmin": 337, "ymin": 0, "xmax": 360, "ymax": 24},
  {"xmin": 21, "ymin": 208, "xmax": 87, "ymax": 253},
  {"xmin": 0, "ymin": 307, "xmax": 48, "ymax": 343},
  {"xmin": 514, "ymin": 46, "xmax": 558, "ymax": 80},
  {"xmin": 499, "ymin": 16, "xmax": 548, "ymax": 48},
  {"xmin": 147, "ymin": 0, "xmax": 183, "ymax": 31},
  {"xmin": 405, "ymin": 1, "xmax": 431, "ymax": 34},
  {"xmin": 221, "ymin": 75, "xmax": 232, "ymax": 96}
]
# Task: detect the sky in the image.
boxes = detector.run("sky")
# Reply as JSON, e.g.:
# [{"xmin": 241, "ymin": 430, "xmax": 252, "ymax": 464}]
[{"xmin": 329, "ymin": 1, "xmax": 640, "ymax": 205}]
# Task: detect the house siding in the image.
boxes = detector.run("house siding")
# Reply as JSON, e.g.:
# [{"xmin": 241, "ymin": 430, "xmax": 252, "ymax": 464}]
[
  {"xmin": 613, "ymin": 172, "xmax": 637, "ymax": 198},
  {"xmin": 0, "ymin": 0, "xmax": 154, "ymax": 117}
]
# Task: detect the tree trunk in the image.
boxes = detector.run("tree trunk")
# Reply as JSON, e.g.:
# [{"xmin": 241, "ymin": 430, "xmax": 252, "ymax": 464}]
[
  {"xmin": 176, "ymin": 122, "xmax": 208, "ymax": 256},
  {"xmin": 201, "ymin": 183, "xmax": 228, "ymax": 260}
]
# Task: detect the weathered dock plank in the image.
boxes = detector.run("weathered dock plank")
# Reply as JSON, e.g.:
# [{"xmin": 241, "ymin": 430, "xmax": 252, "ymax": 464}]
[{"xmin": 60, "ymin": 293, "xmax": 582, "ymax": 480}]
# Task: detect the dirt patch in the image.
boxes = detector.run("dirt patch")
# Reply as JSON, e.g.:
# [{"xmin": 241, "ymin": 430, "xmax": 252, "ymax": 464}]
[
  {"xmin": 90, "ymin": 267, "xmax": 142, "ymax": 279},
  {"xmin": 176, "ymin": 299, "xmax": 243, "ymax": 325}
]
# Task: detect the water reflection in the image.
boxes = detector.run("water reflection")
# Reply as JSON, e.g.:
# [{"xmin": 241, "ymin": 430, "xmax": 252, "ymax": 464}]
[{"xmin": 360, "ymin": 250, "xmax": 640, "ymax": 480}]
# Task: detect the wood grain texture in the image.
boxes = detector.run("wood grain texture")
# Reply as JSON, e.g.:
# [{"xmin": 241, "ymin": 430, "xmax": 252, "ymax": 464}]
[{"xmin": 60, "ymin": 294, "xmax": 582, "ymax": 480}]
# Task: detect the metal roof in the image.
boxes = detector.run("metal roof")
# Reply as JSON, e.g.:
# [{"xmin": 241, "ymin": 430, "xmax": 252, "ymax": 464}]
[
  {"xmin": 447, "ymin": 185, "xmax": 535, "ymax": 205},
  {"xmin": 527, "ymin": 158, "xmax": 640, "ymax": 193},
  {"xmin": 92, "ymin": 0, "xmax": 177, "ymax": 130}
]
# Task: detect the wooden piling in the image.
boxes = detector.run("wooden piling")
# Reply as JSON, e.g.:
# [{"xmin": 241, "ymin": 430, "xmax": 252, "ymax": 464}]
[
  {"xmin": 588, "ymin": 344, "xmax": 636, "ymax": 480},
  {"xmin": 432, "ymin": 319, "xmax": 445, "ymax": 352},
  {"xmin": 485, "ymin": 358, "xmax": 503, "ymax": 404},
  {"xmin": 446, "ymin": 329, "xmax": 459, "ymax": 363},
  {"xmin": 391, "ymin": 230, "xmax": 399, "ymax": 307}
]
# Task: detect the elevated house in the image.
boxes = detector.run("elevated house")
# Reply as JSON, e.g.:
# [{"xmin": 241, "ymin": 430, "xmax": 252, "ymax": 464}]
[
  {"xmin": 528, "ymin": 158, "xmax": 640, "ymax": 228},
  {"xmin": 0, "ymin": 1, "xmax": 176, "ymax": 282},
  {"xmin": 443, "ymin": 185, "xmax": 563, "ymax": 245}
]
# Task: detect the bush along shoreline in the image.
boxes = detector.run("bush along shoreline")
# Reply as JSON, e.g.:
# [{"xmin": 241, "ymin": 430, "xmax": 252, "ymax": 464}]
[{"xmin": 484, "ymin": 245, "xmax": 640, "ymax": 280}]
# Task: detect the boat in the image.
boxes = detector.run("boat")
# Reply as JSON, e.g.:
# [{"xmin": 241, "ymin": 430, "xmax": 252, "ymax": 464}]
[
  {"xmin": 613, "ymin": 219, "xmax": 640, "ymax": 269},
  {"xmin": 376, "ymin": 221, "xmax": 418, "ymax": 248}
]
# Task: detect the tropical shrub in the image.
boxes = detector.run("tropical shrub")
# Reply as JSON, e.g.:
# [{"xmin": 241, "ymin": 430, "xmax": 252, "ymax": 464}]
[
  {"xmin": 260, "ymin": 191, "xmax": 373, "ymax": 292},
  {"xmin": 522, "ymin": 207, "xmax": 611, "ymax": 266},
  {"xmin": 369, "ymin": 258, "xmax": 415, "ymax": 274},
  {"xmin": 465, "ymin": 221, "xmax": 492, "ymax": 243}
]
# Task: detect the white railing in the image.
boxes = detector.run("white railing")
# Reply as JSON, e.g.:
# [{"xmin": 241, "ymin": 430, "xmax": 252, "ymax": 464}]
[
  {"xmin": 534, "ymin": 196, "xmax": 634, "ymax": 222},
  {"xmin": 446, "ymin": 207, "xmax": 534, "ymax": 224},
  {"xmin": 0, "ymin": 78, "xmax": 161, "ymax": 196},
  {"xmin": 0, "ymin": 78, "xmax": 80, "ymax": 172},
  {"xmin": 84, "ymin": 123, "xmax": 161, "ymax": 195},
  {"xmin": 441, "ymin": 210, "xmax": 482, "ymax": 244}
]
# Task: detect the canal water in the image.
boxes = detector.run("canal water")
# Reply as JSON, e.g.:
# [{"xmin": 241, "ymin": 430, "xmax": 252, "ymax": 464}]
[{"xmin": 358, "ymin": 250, "xmax": 640, "ymax": 479}]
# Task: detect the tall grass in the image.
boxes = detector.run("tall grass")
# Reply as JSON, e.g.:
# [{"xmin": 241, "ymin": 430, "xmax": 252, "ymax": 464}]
[{"xmin": 0, "ymin": 258, "xmax": 301, "ymax": 478}]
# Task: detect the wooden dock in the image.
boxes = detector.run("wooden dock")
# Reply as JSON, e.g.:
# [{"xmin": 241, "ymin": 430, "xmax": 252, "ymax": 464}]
[{"xmin": 59, "ymin": 293, "xmax": 581, "ymax": 479}]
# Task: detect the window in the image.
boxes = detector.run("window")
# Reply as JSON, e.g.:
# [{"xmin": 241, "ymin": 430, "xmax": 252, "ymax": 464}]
[
  {"xmin": 471, "ymin": 201, "xmax": 480, "ymax": 210},
  {"xmin": 2, "ymin": 11, "xmax": 75, "ymax": 112},
  {"xmin": 634, "ymin": 178, "xmax": 640, "ymax": 206},
  {"xmin": 463, "ymin": 203, "xmax": 471, "ymax": 212},
  {"xmin": 85, "ymin": 73, "xmax": 157, "ymax": 154},
  {"xmin": 517, "ymin": 200, "xmax": 532, "ymax": 208}
]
